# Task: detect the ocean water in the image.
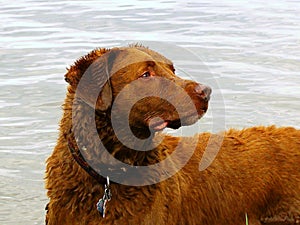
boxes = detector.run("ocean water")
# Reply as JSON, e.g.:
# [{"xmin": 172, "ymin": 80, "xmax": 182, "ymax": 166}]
[{"xmin": 1, "ymin": 0, "xmax": 300, "ymax": 224}]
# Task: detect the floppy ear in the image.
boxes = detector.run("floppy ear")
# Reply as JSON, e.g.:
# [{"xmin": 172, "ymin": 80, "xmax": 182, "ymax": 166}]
[{"xmin": 65, "ymin": 48, "xmax": 120, "ymax": 111}]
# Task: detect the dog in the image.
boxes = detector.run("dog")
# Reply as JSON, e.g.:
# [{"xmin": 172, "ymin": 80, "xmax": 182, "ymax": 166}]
[{"xmin": 45, "ymin": 45, "xmax": 300, "ymax": 225}]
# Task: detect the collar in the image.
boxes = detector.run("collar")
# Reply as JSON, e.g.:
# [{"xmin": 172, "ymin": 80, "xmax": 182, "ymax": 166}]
[
  {"xmin": 67, "ymin": 134, "xmax": 108, "ymax": 184},
  {"xmin": 67, "ymin": 133, "xmax": 118, "ymax": 217},
  {"xmin": 67, "ymin": 132, "xmax": 143, "ymax": 185}
]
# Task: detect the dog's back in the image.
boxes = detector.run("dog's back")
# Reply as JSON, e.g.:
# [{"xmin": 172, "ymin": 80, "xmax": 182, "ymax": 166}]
[{"xmin": 180, "ymin": 126, "xmax": 300, "ymax": 224}]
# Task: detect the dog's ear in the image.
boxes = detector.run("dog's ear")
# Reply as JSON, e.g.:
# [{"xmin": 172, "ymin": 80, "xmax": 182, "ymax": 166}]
[{"xmin": 65, "ymin": 48, "xmax": 120, "ymax": 111}]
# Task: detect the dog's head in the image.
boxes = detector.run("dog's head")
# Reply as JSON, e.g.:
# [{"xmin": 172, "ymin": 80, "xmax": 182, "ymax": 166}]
[{"xmin": 65, "ymin": 46, "xmax": 211, "ymax": 136}]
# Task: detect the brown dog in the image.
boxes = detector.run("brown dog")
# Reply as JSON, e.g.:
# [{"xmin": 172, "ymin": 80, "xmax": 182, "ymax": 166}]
[{"xmin": 45, "ymin": 45, "xmax": 300, "ymax": 225}]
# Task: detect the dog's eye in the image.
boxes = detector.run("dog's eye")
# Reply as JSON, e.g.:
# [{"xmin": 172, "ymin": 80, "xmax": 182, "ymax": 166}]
[{"xmin": 140, "ymin": 72, "xmax": 151, "ymax": 78}]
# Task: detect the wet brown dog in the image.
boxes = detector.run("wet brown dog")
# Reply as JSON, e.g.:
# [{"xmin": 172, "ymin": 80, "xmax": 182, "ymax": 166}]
[{"xmin": 45, "ymin": 45, "xmax": 300, "ymax": 225}]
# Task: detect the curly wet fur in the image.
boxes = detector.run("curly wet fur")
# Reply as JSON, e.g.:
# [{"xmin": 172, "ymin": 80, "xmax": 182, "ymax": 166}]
[{"xmin": 45, "ymin": 46, "xmax": 300, "ymax": 225}]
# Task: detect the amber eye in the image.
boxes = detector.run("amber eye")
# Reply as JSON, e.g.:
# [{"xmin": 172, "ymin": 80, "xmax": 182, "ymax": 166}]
[{"xmin": 140, "ymin": 71, "xmax": 151, "ymax": 78}]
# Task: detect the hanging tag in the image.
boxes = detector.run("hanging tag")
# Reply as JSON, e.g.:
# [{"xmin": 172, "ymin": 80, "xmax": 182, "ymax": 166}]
[
  {"xmin": 97, "ymin": 198, "xmax": 108, "ymax": 218},
  {"xmin": 96, "ymin": 176, "xmax": 111, "ymax": 218}
]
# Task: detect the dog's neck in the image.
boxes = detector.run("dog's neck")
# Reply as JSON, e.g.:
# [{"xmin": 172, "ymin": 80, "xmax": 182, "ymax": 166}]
[{"xmin": 69, "ymin": 105, "xmax": 169, "ymax": 185}]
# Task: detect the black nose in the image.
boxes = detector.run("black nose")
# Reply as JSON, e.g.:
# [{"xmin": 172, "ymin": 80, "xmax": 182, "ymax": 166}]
[{"xmin": 194, "ymin": 84, "xmax": 212, "ymax": 102}]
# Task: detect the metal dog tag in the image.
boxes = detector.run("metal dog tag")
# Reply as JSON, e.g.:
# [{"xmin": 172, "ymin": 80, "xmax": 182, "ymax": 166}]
[
  {"xmin": 97, "ymin": 198, "xmax": 107, "ymax": 217},
  {"xmin": 96, "ymin": 176, "xmax": 111, "ymax": 218}
]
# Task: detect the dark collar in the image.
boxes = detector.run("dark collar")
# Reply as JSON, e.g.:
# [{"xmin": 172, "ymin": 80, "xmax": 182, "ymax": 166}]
[
  {"xmin": 67, "ymin": 132, "xmax": 153, "ymax": 185},
  {"xmin": 67, "ymin": 134, "xmax": 108, "ymax": 184}
]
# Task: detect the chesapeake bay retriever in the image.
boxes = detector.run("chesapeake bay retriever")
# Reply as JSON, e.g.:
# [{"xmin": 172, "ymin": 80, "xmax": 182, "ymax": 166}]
[{"xmin": 45, "ymin": 45, "xmax": 300, "ymax": 225}]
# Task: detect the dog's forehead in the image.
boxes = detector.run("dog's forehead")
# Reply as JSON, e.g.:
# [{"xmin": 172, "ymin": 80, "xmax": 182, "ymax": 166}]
[
  {"xmin": 109, "ymin": 47, "xmax": 174, "ymax": 76},
  {"xmin": 118, "ymin": 47, "xmax": 172, "ymax": 65}
]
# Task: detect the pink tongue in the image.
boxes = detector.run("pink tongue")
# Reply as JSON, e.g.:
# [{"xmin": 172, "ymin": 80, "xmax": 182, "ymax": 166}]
[
  {"xmin": 154, "ymin": 121, "xmax": 168, "ymax": 131},
  {"xmin": 149, "ymin": 117, "xmax": 168, "ymax": 131}
]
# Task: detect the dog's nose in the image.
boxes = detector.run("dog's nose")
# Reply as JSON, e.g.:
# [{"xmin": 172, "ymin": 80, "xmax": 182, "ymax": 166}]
[{"xmin": 194, "ymin": 84, "xmax": 212, "ymax": 102}]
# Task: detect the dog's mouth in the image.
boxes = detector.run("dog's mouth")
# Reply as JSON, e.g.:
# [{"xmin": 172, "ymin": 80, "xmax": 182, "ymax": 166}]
[{"xmin": 147, "ymin": 109, "xmax": 207, "ymax": 131}]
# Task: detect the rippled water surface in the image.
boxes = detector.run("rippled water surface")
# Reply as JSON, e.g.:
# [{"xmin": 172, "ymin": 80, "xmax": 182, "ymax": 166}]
[{"xmin": 1, "ymin": 1, "xmax": 300, "ymax": 224}]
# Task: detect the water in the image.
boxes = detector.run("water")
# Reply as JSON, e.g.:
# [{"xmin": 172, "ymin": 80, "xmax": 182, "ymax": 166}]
[{"xmin": 1, "ymin": 0, "xmax": 300, "ymax": 224}]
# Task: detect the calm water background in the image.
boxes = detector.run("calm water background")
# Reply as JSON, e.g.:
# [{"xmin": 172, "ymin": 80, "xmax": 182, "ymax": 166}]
[{"xmin": 1, "ymin": 0, "xmax": 300, "ymax": 224}]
